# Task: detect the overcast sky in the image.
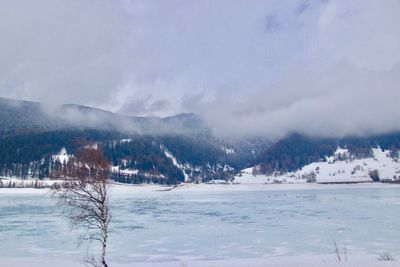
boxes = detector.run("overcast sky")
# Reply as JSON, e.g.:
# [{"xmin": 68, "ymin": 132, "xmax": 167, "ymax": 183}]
[{"xmin": 1, "ymin": 0, "xmax": 400, "ymax": 138}]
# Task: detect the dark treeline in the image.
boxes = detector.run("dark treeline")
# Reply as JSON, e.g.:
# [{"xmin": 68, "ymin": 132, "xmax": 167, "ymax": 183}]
[
  {"xmin": 4, "ymin": 126, "xmax": 400, "ymax": 182},
  {"xmin": 0, "ymin": 130, "xmax": 123, "ymax": 179},
  {"xmin": 103, "ymin": 135, "xmax": 237, "ymax": 184},
  {"xmin": 103, "ymin": 136, "xmax": 185, "ymax": 184},
  {"xmin": 0, "ymin": 130, "xmax": 240, "ymax": 183}
]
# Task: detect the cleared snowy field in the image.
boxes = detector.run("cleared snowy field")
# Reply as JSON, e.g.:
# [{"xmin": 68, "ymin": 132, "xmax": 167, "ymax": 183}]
[
  {"xmin": 1, "ymin": 184, "xmax": 400, "ymax": 267},
  {"xmin": 235, "ymin": 148, "xmax": 400, "ymax": 185}
]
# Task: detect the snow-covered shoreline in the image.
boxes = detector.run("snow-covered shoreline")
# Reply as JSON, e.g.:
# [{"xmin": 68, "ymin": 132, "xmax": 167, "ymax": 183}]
[
  {"xmin": 1, "ymin": 182, "xmax": 400, "ymax": 195},
  {"xmin": 3, "ymin": 147, "xmax": 400, "ymax": 193}
]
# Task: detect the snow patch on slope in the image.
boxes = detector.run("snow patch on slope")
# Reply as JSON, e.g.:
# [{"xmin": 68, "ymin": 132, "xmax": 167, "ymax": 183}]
[
  {"xmin": 221, "ymin": 146, "xmax": 235, "ymax": 155},
  {"xmin": 161, "ymin": 146, "xmax": 190, "ymax": 182},
  {"xmin": 52, "ymin": 147, "xmax": 72, "ymax": 164}
]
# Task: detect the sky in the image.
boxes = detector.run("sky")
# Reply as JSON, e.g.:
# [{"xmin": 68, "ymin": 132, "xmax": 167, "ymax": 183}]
[{"xmin": 0, "ymin": 0, "xmax": 400, "ymax": 138}]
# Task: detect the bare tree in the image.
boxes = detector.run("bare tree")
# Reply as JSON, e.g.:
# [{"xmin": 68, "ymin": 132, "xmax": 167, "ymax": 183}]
[{"xmin": 52, "ymin": 147, "xmax": 111, "ymax": 267}]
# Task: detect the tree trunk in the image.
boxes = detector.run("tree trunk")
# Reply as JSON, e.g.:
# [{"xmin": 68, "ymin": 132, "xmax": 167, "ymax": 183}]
[{"xmin": 101, "ymin": 240, "xmax": 108, "ymax": 267}]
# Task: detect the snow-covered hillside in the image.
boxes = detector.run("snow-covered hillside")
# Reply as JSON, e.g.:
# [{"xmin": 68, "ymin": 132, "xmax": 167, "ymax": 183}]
[{"xmin": 235, "ymin": 147, "xmax": 400, "ymax": 184}]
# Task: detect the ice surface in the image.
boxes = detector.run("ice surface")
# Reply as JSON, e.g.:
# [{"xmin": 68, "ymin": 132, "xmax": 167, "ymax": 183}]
[{"xmin": 0, "ymin": 184, "xmax": 400, "ymax": 266}]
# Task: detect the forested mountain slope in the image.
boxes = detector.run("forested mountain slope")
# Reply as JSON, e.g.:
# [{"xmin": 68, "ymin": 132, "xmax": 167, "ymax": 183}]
[
  {"xmin": 2, "ymin": 97, "xmax": 400, "ymax": 185},
  {"xmin": 0, "ymin": 97, "xmax": 267, "ymax": 183}
]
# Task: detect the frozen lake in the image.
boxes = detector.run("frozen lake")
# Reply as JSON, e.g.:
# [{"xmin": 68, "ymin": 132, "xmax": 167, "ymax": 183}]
[{"xmin": 0, "ymin": 184, "xmax": 400, "ymax": 266}]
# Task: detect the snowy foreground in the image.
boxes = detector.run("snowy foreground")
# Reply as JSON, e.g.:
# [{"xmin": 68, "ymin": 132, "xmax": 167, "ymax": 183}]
[
  {"xmin": 1, "ymin": 183, "xmax": 400, "ymax": 267},
  {"xmin": 2, "ymin": 255, "xmax": 399, "ymax": 267}
]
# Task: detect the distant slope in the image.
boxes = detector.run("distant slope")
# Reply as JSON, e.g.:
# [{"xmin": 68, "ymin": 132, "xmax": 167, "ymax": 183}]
[
  {"xmin": 254, "ymin": 133, "xmax": 400, "ymax": 175},
  {"xmin": 235, "ymin": 132, "xmax": 400, "ymax": 184},
  {"xmin": 0, "ymin": 97, "xmax": 210, "ymax": 137},
  {"xmin": 236, "ymin": 147, "xmax": 400, "ymax": 184}
]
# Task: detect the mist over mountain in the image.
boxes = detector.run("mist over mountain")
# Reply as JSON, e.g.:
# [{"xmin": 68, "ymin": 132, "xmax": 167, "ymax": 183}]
[
  {"xmin": 1, "ymin": 97, "xmax": 400, "ymax": 184},
  {"xmin": 0, "ymin": 97, "xmax": 210, "ymax": 137},
  {"xmin": 1, "ymin": 1, "xmax": 400, "ymax": 140},
  {"xmin": 0, "ymin": 97, "xmax": 270, "ymax": 183}
]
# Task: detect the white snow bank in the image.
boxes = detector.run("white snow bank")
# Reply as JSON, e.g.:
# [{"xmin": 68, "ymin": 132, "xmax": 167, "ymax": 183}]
[
  {"xmin": 111, "ymin": 165, "xmax": 139, "ymax": 175},
  {"xmin": 2, "ymin": 182, "xmax": 400, "ymax": 195},
  {"xmin": 109, "ymin": 182, "xmax": 400, "ymax": 195}
]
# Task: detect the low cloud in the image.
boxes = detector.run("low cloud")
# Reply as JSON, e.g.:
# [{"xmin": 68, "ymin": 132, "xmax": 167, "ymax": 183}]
[
  {"xmin": 117, "ymin": 95, "xmax": 170, "ymax": 116},
  {"xmin": 198, "ymin": 61, "xmax": 400, "ymax": 138},
  {"xmin": 1, "ymin": 0, "xmax": 399, "ymax": 139}
]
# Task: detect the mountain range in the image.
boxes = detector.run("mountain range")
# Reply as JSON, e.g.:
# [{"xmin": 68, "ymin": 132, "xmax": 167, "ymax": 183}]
[{"xmin": 1, "ymin": 97, "xmax": 400, "ymax": 184}]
